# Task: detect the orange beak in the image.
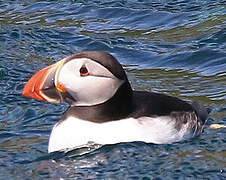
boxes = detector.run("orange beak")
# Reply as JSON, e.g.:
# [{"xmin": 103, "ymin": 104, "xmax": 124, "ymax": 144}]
[
  {"xmin": 22, "ymin": 59, "xmax": 67, "ymax": 103},
  {"xmin": 22, "ymin": 66, "xmax": 51, "ymax": 101}
]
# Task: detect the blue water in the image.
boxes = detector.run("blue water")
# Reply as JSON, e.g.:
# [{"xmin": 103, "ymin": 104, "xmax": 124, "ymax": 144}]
[{"xmin": 0, "ymin": 0, "xmax": 226, "ymax": 179}]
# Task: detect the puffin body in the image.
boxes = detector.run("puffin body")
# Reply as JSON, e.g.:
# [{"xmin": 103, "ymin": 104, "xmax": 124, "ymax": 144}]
[{"xmin": 22, "ymin": 51, "xmax": 209, "ymax": 153}]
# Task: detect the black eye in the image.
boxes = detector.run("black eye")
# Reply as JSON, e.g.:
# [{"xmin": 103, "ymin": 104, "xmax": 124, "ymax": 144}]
[{"xmin": 80, "ymin": 66, "xmax": 89, "ymax": 76}]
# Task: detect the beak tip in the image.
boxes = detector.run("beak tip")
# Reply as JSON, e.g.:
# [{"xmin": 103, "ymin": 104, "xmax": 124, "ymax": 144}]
[
  {"xmin": 22, "ymin": 84, "xmax": 31, "ymax": 98},
  {"xmin": 22, "ymin": 82, "xmax": 45, "ymax": 101},
  {"xmin": 22, "ymin": 68, "xmax": 48, "ymax": 101}
]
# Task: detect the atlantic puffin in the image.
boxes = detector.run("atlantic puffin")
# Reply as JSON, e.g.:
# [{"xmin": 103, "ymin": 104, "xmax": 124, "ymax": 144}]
[{"xmin": 22, "ymin": 51, "xmax": 209, "ymax": 153}]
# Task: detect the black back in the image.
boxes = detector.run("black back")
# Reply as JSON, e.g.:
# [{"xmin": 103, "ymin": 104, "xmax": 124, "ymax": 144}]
[{"xmin": 130, "ymin": 91, "xmax": 194, "ymax": 118}]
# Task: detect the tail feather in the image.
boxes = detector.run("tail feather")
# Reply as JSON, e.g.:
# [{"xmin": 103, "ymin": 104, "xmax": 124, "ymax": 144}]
[{"xmin": 191, "ymin": 101, "xmax": 210, "ymax": 125}]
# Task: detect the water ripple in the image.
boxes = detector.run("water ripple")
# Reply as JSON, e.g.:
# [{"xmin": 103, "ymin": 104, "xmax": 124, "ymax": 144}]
[{"xmin": 0, "ymin": 0, "xmax": 225, "ymax": 179}]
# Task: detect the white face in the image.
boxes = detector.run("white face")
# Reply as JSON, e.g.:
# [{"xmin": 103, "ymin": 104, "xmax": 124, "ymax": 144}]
[{"xmin": 57, "ymin": 58, "xmax": 124, "ymax": 106}]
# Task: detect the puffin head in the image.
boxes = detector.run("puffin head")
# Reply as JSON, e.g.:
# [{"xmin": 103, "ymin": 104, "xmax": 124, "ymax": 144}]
[{"xmin": 22, "ymin": 51, "xmax": 132, "ymax": 107}]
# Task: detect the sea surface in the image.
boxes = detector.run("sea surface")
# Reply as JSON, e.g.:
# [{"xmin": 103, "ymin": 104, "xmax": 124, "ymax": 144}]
[{"xmin": 0, "ymin": 0, "xmax": 226, "ymax": 179}]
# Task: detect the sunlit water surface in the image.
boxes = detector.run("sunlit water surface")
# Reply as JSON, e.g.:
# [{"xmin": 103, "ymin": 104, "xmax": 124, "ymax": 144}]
[{"xmin": 0, "ymin": 0, "xmax": 225, "ymax": 179}]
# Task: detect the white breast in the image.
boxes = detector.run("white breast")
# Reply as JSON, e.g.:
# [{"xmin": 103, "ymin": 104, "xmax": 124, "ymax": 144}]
[{"xmin": 48, "ymin": 116, "xmax": 192, "ymax": 153}]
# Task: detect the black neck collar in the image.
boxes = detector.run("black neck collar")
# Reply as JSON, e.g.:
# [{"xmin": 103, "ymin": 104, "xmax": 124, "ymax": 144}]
[{"xmin": 61, "ymin": 82, "xmax": 133, "ymax": 123}]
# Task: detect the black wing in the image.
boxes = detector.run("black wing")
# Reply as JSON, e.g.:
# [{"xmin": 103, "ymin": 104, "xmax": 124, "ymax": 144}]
[{"xmin": 131, "ymin": 91, "xmax": 209, "ymax": 124}]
